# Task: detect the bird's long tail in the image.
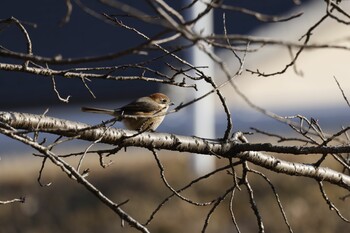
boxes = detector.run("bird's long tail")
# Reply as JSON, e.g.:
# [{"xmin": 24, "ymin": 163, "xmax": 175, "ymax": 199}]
[{"xmin": 81, "ymin": 107, "xmax": 116, "ymax": 116}]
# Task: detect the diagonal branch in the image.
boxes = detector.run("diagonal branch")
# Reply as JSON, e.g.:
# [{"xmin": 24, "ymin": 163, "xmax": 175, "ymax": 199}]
[{"xmin": 0, "ymin": 124, "xmax": 150, "ymax": 233}]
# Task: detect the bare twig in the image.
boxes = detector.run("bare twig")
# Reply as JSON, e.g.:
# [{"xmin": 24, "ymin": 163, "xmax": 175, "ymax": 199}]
[
  {"xmin": 243, "ymin": 163, "xmax": 264, "ymax": 233},
  {"xmin": 60, "ymin": 0, "xmax": 73, "ymax": 26},
  {"xmin": 1, "ymin": 17, "xmax": 33, "ymax": 67},
  {"xmin": 51, "ymin": 75, "xmax": 71, "ymax": 103},
  {"xmin": 36, "ymin": 156, "xmax": 52, "ymax": 187},
  {"xmin": 202, "ymin": 186, "xmax": 234, "ymax": 233},
  {"xmin": 150, "ymin": 148, "xmax": 214, "ymax": 206},
  {"xmin": 210, "ymin": 2, "xmax": 303, "ymax": 23},
  {"xmin": 80, "ymin": 77, "xmax": 96, "ymax": 98},
  {"xmin": 247, "ymin": 14, "xmax": 329, "ymax": 77},
  {"xmin": 145, "ymin": 163, "xmax": 239, "ymax": 225},
  {"xmin": 229, "ymin": 188, "xmax": 241, "ymax": 233},
  {"xmin": 0, "ymin": 197, "xmax": 25, "ymax": 205},
  {"xmin": 334, "ymin": 76, "xmax": 350, "ymax": 108},
  {"xmin": 250, "ymin": 169, "xmax": 294, "ymax": 233},
  {"xmin": 318, "ymin": 181, "xmax": 350, "ymax": 223}
]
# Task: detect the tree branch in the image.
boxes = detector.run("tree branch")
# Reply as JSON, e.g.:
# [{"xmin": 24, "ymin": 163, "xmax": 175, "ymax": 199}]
[
  {"xmin": 0, "ymin": 122, "xmax": 150, "ymax": 233},
  {"xmin": 0, "ymin": 197, "xmax": 25, "ymax": 205},
  {"xmin": 0, "ymin": 62, "xmax": 194, "ymax": 88},
  {"xmin": 1, "ymin": 111, "xmax": 350, "ymax": 191}
]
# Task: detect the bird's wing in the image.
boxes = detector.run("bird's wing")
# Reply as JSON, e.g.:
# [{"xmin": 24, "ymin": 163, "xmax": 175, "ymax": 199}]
[{"xmin": 117, "ymin": 100, "xmax": 159, "ymax": 115}]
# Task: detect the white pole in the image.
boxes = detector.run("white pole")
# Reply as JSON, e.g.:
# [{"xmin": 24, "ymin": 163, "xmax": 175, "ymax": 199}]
[{"xmin": 189, "ymin": 0, "xmax": 216, "ymax": 175}]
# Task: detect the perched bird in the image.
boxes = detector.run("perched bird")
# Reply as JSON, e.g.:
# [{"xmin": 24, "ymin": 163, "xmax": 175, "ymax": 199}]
[{"xmin": 81, "ymin": 93, "xmax": 173, "ymax": 131}]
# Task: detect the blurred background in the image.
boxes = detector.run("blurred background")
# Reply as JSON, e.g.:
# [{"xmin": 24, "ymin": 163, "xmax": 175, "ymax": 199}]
[{"xmin": 1, "ymin": 0, "xmax": 350, "ymax": 232}]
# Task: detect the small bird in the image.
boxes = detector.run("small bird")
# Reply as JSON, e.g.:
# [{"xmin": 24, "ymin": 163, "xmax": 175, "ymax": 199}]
[{"xmin": 81, "ymin": 93, "xmax": 173, "ymax": 131}]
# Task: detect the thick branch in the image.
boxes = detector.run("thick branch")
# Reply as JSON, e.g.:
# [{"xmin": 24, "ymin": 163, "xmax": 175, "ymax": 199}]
[{"xmin": 1, "ymin": 111, "xmax": 350, "ymax": 190}]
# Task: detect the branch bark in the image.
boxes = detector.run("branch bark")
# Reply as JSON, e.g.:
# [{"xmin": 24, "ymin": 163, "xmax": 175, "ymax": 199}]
[
  {"xmin": 1, "ymin": 111, "xmax": 350, "ymax": 191},
  {"xmin": 0, "ymin": 62, "xmax": 194, "ymax": 88}
]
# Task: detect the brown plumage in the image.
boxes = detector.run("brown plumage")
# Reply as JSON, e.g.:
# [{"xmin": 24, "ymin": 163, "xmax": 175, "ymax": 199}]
[{"xmin": 81, "ymin": 93, "xmax": 173, "ymax": 131}]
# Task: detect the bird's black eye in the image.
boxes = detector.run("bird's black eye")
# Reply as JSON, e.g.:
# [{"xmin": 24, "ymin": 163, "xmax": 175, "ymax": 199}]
[{"xmin": 161, "ymin": 98, "xmax": 167, "ymax": 103}]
